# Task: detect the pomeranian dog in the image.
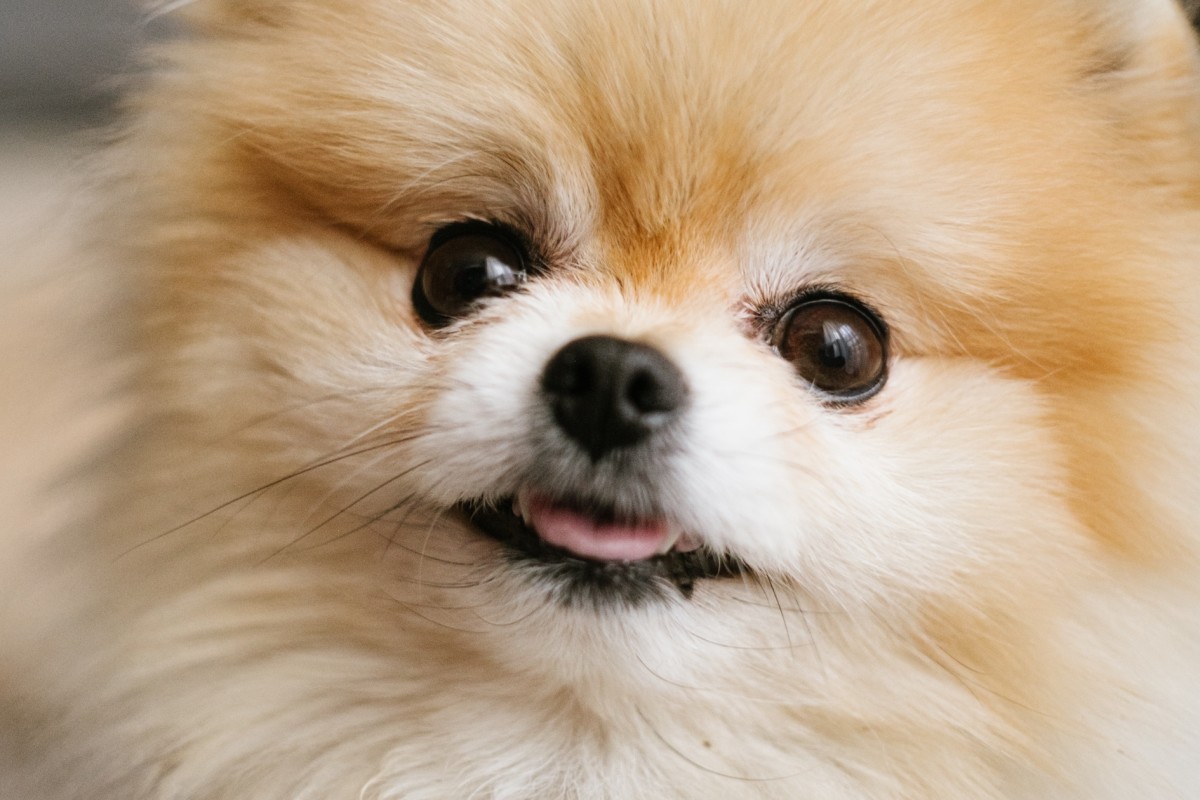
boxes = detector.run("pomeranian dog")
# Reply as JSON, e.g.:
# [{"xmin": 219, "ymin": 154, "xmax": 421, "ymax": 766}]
[{"xmin": 3, "ymin": 0, "xmax": 1200, "ymax": 798}]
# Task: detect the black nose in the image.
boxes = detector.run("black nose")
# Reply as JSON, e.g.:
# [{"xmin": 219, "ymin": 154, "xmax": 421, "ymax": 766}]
[{"xmin": 541, "ymin": 335, "xmax": 689, "ymax": 462}]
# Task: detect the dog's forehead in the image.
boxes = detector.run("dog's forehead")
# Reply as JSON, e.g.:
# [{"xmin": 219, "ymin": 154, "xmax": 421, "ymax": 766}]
[
  {"xmin": 226, "ymin": 1, "xmax": 1123, "ymax": 244},
  {"xmin": 470, "ymin": 0, "xmax": 1093, "ymax": 301},
  {"xmin": 391, "ymin": 3, "xmax": 988, "ymax": 286}
]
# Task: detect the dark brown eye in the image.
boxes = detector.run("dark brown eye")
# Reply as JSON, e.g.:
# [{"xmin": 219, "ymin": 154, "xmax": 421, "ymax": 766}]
[
  {"xmin": 413, "ymin": 224, "xmax": 530, "ymax": 326},
  {"xmin": 774, "ymin": 295, "xmax": 888, "ymax": 403}
]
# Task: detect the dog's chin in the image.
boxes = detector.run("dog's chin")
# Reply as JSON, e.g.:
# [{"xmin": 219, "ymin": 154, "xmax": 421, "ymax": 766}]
[{"xmin": 458, "ymin": 496, "xmax": 744, "ymax": 609}]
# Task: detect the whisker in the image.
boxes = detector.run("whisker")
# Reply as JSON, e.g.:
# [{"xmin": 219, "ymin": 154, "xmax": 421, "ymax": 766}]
[
  {"xmin": 389, "ymin": 575, "xmax": 491, "ymax": 590},
  {"xmin": 764, "ymin": 574, "xmax": 795, "ymax": 652},
  {"xmin": 380, "ymin": 592, "xmax": 492, "ymax": 634},
  {"xmin": 679, "ymin": 626, "xmax": 806, "ymax": 652},
  {"xmin": 212, "ymin": 386, "xmax": 396, "ymax": 444},
  {"xmin": 636, "ymin": 709, "xmax": 815, "ymax": 783},
  {"xmin": 260, "ymin": 459, "xmax": 435, "ymax": 562},
  {"xmin": 413, "ymin": 507, "xmax": 452, "ymax": 589},
  {"xmin": 467, "ymin": 603, "xmax": 543, "ymax": 628},
  {"xmin": 371, "ymin": 504, "xmax": 478, "ymax": 567},
  {"xmin": 118, "ymin": 432, "xmax": 430, "ymax": 557}
]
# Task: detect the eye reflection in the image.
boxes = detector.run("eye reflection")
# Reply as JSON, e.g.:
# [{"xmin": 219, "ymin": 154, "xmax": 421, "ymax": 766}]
[
  {"xmin": 412, "ymin": 225, "xmax": 530, "ymax": 326},
  {"xmin": 774, "ymin": 296, "xmax": 887, "ymax": 403}
]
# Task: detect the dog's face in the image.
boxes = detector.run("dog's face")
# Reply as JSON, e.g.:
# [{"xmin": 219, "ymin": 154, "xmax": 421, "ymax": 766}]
[{"xmin": 122, "ymin": 0, "xmax": 1199, "ymax": 764}]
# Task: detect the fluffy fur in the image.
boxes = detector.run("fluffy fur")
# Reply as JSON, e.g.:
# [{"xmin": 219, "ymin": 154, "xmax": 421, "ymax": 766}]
[{"xmin": 3, "ymin": 1, "xmax": 1200, "ymax": 797}]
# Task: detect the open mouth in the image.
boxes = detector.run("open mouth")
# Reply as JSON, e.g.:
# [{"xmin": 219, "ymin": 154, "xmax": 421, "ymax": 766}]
[{"xmin": 460, "ymin": 492, "xmax": 742, "ymax": 606}]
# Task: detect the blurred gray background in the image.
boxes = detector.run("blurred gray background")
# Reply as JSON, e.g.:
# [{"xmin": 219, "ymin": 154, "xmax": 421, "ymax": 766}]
[
  {"xmin": 2, "ymin": 0, "xmax": 144, "ymax": 123},
  {"xmin": 0, "ymin": 0, "xmax": 160, "ymax": 278},
  {"xmin": 0, "ymin": 0, "xmax": 152, "ymax": 124}
]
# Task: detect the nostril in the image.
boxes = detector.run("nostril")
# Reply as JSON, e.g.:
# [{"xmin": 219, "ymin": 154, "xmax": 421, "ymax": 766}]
[
  {"xmin": 625, "ymin": 364, "xmax": 684, "ymax": 415},
  {"xmin": 626, "ymin": 369, "xmax": 659, "ymax": 412},
  {"xmin": 541, "ymin": 335, "xmax": 688, "ymax": 461}
]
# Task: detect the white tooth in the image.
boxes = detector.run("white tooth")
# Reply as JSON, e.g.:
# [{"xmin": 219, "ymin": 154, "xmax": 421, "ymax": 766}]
[
  {"xmin": 515, "ymin": 489, "xmax": 533, "ymax": 525},
  {"xmin": 657, "ymin": 525, "xmax": 683, "ymax": 555}
]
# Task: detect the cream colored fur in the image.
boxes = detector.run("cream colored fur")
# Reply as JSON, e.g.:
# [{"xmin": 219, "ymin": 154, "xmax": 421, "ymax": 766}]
[{"xmin": 2, "ymin": 1, "xmax": 1200, "ymax": 798}]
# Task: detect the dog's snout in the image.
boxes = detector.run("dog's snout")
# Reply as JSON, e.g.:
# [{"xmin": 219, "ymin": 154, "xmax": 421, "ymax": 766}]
[{"xmin": 541, "ymin": 335, "xmax": 688, "ymax": 461}]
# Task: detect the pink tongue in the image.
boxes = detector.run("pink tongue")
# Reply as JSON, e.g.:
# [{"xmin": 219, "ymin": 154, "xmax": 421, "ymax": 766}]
[{"xmin": 526, "ymin": 498, "xmax": 671, "ymax": 562}]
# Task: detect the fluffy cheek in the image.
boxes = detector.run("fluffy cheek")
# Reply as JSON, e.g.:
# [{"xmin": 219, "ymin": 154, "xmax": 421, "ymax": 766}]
[
  {"xmin": 684, "ymin": 357, "xmax": 1089, "ymax": 608},
  {"xmin": 178, "ymin": 236, "xmax": 431, "ymax": 424}
]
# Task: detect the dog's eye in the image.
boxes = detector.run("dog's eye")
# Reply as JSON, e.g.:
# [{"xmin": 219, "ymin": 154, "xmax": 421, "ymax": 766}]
[
  {"xmin": 774, "ymin": 295, "xmax": 888, "ymax": 403},
  {"xmin": 413, "ymin": 224, "xmax": 530, "ymax": 326}
]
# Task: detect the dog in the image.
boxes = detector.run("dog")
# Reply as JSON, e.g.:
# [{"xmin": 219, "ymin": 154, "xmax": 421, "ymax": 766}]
[{"xmin": 2, "ymin": 1, "xmax": 1199, "ymax": 797}]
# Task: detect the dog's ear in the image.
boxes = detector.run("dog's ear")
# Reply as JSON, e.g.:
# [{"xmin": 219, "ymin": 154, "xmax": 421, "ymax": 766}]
[
  {"xmin": 146, "ymin": 0, "xmax": 289, "ymax": 31},
  {"xmin": 1097, "ymin": 0, "xmax": 1199, "ymax": 76},
  {"xmin": 1088, "ymin": 0, "xmax": 1200, "ymax": 188},
  {"xmin": 1089, "ymin": 1, "xmax": 1200, "ymax": 125}
]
